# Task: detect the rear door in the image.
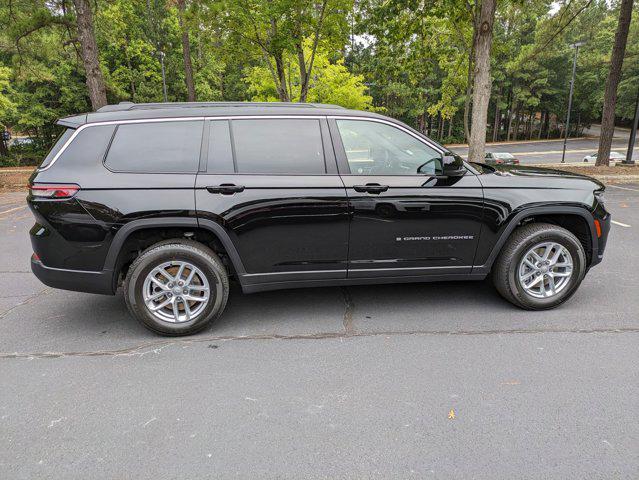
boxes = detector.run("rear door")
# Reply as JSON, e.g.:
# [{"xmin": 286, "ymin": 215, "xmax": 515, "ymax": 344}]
[
  {"xmin": 330, "ymin": 117, "xmax": 484, "ymax": 278},
  {"xmin": 195, "ymin": 116, "xmax": 349, "ymax": 286}
]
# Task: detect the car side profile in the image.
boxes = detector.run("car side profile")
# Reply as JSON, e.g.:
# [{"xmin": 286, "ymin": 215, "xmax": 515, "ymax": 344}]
[
  {"xmin": 484, "ymin": 152, "xmax": 520, "ymax": 165},
  {"xmin": 28, "ymin": 102, "xmax": 611, "ymax": 336},
  {"xmin": 582, "ymin": 151, "xmax": 625, "ymax": 163}
]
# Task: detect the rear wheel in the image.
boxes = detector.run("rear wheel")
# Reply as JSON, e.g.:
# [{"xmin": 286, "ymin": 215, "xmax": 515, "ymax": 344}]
[
  {"xmin": 492, "ymin": 223, "xmax": 587, "ymax": 310},
  {"xmin": 124, "ymin": 240, "xmax": 229, "ymax": 336}
]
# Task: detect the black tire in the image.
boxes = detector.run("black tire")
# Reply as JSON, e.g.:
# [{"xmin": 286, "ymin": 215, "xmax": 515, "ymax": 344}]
[
  {"xmin": 123, "ymin": 239, "xmax": 229, "ymax": 336},
  {"xmin": 492, "ymin": 223, "xmax": 587, "ymax": 310}
]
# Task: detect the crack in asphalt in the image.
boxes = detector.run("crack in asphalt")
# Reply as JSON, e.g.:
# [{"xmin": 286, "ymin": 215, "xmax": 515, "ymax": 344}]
[
  {"xmin": 0, "ymin": 288, "xmax": 50, "ymax": 319},
  {"xmin": 0, "ymin": 326, "xmax": 637, "ymax": 360},
  {"xmin": 340, "ymin": 287, "xmax": 355, "ymax": 336}
]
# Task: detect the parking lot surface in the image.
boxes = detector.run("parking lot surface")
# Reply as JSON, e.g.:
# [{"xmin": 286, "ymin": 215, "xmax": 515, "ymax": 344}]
[{"xmin": 1, "ymin": 187, "xmax": 638, "ymax": 478}]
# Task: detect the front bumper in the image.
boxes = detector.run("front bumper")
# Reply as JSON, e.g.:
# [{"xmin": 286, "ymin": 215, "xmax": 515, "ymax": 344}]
[
  {"xmin": 589, "ymin": 210, "xmax": 611, "ymax": 268},
  {"xmin": 31, "ymin": 255, "xmax": 115, "ymax": 295}
]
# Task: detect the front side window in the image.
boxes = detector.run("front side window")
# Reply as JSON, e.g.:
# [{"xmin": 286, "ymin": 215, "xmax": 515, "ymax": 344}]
[
  {"xmin": 231, "ymin": 119, "xmax": 325, "ymax": 174},
  {"xmin": 105, "ymin": 121, "xmax": 203, "ymax": 173},
  {"xmin": 336, "ymin": 119, "xmax": 442, "ymax": 175}
]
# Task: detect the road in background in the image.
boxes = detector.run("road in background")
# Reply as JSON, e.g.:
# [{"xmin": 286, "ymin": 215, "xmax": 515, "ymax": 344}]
[
  {"xmin": 447, "ymin": 124, "xmax": 639, "ymax": 164},
  {"xmin": 1, "ymin": 188, "xmax": 638, "ymax": 478}
]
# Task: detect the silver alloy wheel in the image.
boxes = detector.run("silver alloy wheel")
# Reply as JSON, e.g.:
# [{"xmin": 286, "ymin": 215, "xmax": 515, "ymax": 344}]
[
  {"xmin": 518, "ymin": 242, "xmax": 573, "ymax": 299},
  {"xmin": 142, "ymin": 260, "xmax": 210, "ymax": 323}
]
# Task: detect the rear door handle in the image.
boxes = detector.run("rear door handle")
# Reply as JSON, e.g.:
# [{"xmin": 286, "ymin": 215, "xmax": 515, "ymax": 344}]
[
  {"xmin": 353, "ymin": 183, "xmax": 389, "ymax": 194},
  {"xmin": 206, "ymin": 184, "xmax": 245, "ymax": 195}
]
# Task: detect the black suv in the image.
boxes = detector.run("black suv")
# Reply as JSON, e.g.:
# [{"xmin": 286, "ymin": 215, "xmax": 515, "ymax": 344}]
[{"xmin": 28, "ymin": 102, "xmax": 611, "ymax": 335}]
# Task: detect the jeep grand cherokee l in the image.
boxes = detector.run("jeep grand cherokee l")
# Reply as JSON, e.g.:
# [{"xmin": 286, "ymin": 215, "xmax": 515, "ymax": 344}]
[{"xmin": 28, "ymin": 102, "xmax": 611, "ymax": 336}]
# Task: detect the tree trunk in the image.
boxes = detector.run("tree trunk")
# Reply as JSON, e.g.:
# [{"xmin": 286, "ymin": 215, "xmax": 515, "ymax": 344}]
[
  {"xmin": 463, "ymin": 48, "xmax": 474, "ymax": 142},
  {"xmin": 538, "ymin": 111, "xmax": 545, "ymax": 140},
  {"xmin": 527, "ymin": 112, "xmax": 534, "ymax": 140},
  {"xmin": 468, "ymin": 0, "xmax": 497, "ymax": 163},
  {"xmin": 418, "ymin": 112, "xmax": 426, "ymax": 134},
  {"xmin": 0, "ymin": 137, "xmax": 8, "ymax": 157},
  {"xmin": 506, "ymin": 106, "xmax": 514, "ymax": 141},
  {"xmin": 73, "ymin": 0, "xmax": 107, "ymax": 110},
  {"xmin": 492, "ymin": 99, "xmax": 500, "ymax": 142},
  {"xmin": 448, "ymin": 117, "xmax": 453, "ymax": 138},
  {"xmin": 177, "ymin": 0, "xmax": 196, "ymax": 102},
  {"xmin": 597, "ymin": 0, "xmax": 634, "ymax": 166},
  {"xmin": 274, "ymin": 53, "xmax": 290, "ymax": 102},
  {"xmin": 513, "ymin": 107, "xmax": 521, "ymax": 141}
]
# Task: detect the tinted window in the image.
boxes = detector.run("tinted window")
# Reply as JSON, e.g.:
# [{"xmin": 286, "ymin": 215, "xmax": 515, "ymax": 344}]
[
  {"xmin": 55, "ymin": 125, "xmax": 116, "ymax": 169},
  {"xmin": 207, "ymin": 120, "xmax": 234, "ymax": 173},
  {"xmin": 39, "ymin": 128, "xmax": 75, "ymax": 169},
  {"xmin": 232, "ymin": 119, "xmax": 325, "ymax": 174},
  {"xmin": 105, "ymin": 121, "xmax": 203, "ymax": 173},
  {"xmin": 336, "ymin": 120, "xmax": 442, "ymax": 175}
]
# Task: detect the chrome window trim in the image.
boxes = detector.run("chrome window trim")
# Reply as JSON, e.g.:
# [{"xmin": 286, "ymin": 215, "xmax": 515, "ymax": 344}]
[
  {"xmin": 38, "ymin": 114, "xmax": 443, "ymax": 172},
  {"xmin": 38, "ymin": 117, "xmax": 206, "ymax": 172}
]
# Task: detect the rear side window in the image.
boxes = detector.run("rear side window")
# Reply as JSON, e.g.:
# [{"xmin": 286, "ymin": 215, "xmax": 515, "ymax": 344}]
[
  {"xmin": 231, "ymin": 119, "xmax": 325, "ymax": 174},
  {"xmin": 105, "ymin": 121, "xmax": 203, "ymax": 173},
  {"xmin": 39, "ymin": 128, "xmax": 75, "ymax": 169},
  {"xmin": 50, "ymin": 125, "xmax": 116, "ymax": 169}
]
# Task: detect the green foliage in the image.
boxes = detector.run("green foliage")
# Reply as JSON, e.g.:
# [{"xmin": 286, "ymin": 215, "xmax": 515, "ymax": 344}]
[
  {"xmin": 245, "ymin": 44, "xmax": 373, "ymax": 109},
  {"xmin": 0, "ymin": 0, "xmax": 638, "ymax": 153}
]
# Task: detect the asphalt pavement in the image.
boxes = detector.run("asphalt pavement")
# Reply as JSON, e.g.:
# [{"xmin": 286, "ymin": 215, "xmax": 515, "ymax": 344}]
[
  {"xmin": 0, "ymin": 187, "xmax": 638, "ymax": 479},
  {"xmin": 448, "ymin": 126, "xmax": 639, "ymax": 164}
]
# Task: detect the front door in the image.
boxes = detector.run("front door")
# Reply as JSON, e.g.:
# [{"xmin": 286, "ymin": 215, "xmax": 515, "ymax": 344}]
[
  {"xmin": 330, "ymin": 118, "xmax": 484, "ymax": 278},
  {"xmin": 195, "ymin": 117, "xmax": 349, "ymax": 286}
]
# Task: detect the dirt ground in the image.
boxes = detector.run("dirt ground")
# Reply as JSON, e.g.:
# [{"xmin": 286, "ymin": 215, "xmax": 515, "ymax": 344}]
[{"xmin": 0, "ymin": 168, "xmax": 33, "ymax": 191}]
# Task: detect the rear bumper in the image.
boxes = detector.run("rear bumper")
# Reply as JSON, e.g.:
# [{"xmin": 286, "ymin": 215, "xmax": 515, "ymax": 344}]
[{"xmin": 31, "ymin": 255, "xmax": 115, "ymax": 295}]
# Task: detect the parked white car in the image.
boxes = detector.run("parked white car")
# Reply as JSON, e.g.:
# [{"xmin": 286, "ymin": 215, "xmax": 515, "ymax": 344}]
[{"xmin": 582, "ymin": 151, "xmax": 626, "ymax": 163}]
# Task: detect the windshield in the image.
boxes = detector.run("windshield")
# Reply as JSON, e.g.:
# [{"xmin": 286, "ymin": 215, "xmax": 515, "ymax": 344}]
[{"xmin": 38, "ymin": 128, "xmax": 74, "ymax": 169}]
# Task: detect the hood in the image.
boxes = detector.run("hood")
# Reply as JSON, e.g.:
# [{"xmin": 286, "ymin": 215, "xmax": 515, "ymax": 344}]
[{"xmin": 482, "ymin": 164, "xmax": 605, "ymax": 189}]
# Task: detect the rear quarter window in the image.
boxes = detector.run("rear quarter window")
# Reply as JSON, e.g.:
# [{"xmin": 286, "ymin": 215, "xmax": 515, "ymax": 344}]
[
  {"xmin": 43, "ymin": 125, "xmax": 116, "ymax": 170},
  {"xmin": 104, "ymin": 121, "xmax": 204, "ymax": 173},
  {"xmin": 38, "ymin": 128, "xmax": 75, "ymax": 169}
]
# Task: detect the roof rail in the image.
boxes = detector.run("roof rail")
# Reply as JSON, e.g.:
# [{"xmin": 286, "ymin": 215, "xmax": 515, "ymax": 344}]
[{"xmin": 95, "ymin": 101, "xmax": 344, "ymax": 113}]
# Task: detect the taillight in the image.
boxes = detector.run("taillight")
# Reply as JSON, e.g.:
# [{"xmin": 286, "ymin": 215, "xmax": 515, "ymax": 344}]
[
  {"xmin": 513, "ymin": 159, "xmax": 520, "ymax": 164},
  {"xmin": 496, "ymin": 159, "xmax": 503, "ymax": 164},
  {"xmin": 30, "ymin": 184, "xmax": 80, "ymax": 199}
]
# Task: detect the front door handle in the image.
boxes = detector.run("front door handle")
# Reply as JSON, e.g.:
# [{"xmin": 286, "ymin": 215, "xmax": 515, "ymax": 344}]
[
  {"xmin": 206, "ymin": 184, "xmax": 245, "ymax": 195},
  {"xmin": 353, "ymin": 183, "xmax": 389, "ymax": 194}
]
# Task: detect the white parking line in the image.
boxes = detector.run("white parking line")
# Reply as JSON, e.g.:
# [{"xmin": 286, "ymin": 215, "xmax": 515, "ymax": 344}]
[
  {"xmin": 611, "ymin": 220, "xmax": 631, "ymax": 228},
  {"xmin": 608, "ymin": 185, "xmax": 639, "ymax": 192},
  {"xmin": 0, "ymin": 205, "xmax": 27, "ymax": 216}
]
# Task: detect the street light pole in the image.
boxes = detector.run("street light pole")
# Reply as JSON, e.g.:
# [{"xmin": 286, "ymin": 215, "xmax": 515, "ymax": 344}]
[
  {"xmin": 158, "ymin": 51, "xmax": 168, "ymax": 103},
  {"xmin": 624, "ymin": 86, "xmax": 639, "ymax": 165},
  {"xmin": 561, "ymin": 41, "xmax": 585, "ymax": 163}
]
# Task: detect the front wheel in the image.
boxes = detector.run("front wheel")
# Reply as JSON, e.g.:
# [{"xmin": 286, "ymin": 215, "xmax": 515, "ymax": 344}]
[
  {"xmin": 123, "ymin": 240, "xmax": 229, "ymax": 336},
  {"xmin": 492, "ymin": 223, "xmax": 587, "ymax": 310}
]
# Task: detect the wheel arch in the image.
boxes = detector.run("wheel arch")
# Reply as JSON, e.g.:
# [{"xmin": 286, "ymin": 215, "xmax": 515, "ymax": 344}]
[
  {"xmin": 103, "ymin": 218, "xmax": 246, "ymax": 292},
  {"xmin": 475, "ymin": 205, "xmax": 597, "ymax": 275}
]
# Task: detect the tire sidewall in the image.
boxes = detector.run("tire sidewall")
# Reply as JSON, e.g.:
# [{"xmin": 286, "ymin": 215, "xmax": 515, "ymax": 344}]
[
  {"xmin": 507, "ymin": 230, "xmax": 586, "ymax": 309},
  {"xmin": 126, "ymin": 246, "xmax": 226, "ymax": 335}
]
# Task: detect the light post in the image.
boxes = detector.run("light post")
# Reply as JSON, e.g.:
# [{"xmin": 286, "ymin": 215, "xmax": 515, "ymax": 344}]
[
  {"xmin": 158, "ymin": 51, "xmax": 168, "ymax": 102},
  {"xmin": 561, "ymin": 41, "xmax": 585, "ymax": 163},
  {"xmin": 624, "ymin": 86, "xmax": 639, "ymax": 165}
]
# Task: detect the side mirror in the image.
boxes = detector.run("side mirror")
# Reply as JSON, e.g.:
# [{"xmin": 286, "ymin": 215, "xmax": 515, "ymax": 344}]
[{"xmin": 441, "ymin": 153, "xmax": 466, "ymax": 177}]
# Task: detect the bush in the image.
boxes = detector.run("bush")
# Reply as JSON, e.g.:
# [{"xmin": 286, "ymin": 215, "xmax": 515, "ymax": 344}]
[{"xmin": 0, "ymin": 155, "xmax": 21, "ymax": 168}]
